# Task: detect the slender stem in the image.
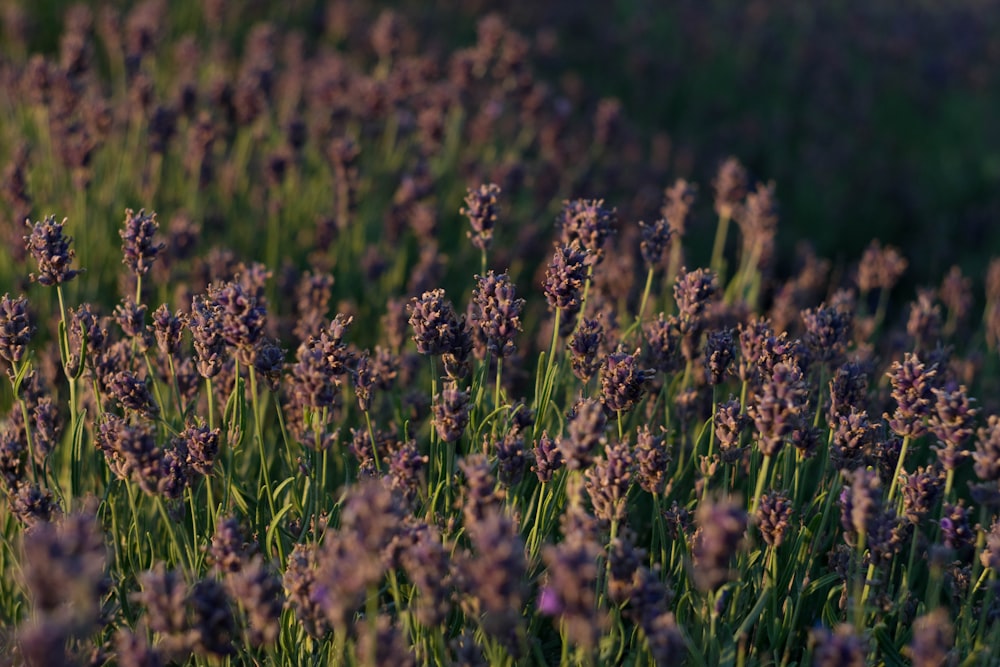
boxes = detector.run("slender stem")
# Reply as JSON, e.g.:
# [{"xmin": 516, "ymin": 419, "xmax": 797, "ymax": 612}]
[{"xmin": 886, "ymin": 435, "xmax": 911, "ymax": 504}]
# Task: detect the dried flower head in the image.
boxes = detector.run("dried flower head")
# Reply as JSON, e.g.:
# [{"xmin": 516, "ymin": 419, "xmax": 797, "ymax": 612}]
[{"xmin": 24, "ymin": 215, "xmax": 82, "ymax": 286}]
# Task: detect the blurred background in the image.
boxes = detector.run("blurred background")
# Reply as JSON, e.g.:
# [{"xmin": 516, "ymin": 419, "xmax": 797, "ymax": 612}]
[{"xmin": 4, "ymin": 0, "xmax": 999, "ymax": 290}]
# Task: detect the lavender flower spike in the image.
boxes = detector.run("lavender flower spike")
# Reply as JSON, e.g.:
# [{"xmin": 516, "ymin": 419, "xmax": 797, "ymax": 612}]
[{"xmin": 24, "ymin": 215, "xmax": 82, "ymax": 286}]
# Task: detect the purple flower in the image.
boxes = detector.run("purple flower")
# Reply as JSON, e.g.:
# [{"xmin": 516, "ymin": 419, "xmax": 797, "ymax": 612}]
[
  {"xmin": 24, "ymin": 215, "xmax": 82, "ymax": 286},
  {"xmin": 600, "ymin": 348, "xmax": 654, "ymax": 413},
  {"xmin": 462, "ymin": 183, "xmax": 501, "ymax": 252},
  {"xmin": 559, "ymin": 398, "xmax": 607, "ymax": 470},
  {"xmin": 468, "ymin": 271, "xmax": 524, "ymax": 359},
  {"xmin": 408, "ymin": 289, "xmax": 460, "ymax": 356},
  {"xmin": 857, "ymin": 240, "xmax": 907, "ymax": 293},
  {"xmin": 209, "ymin": 280, "xmax": 267, "ymax": 365},
  {"xmin": 557, "ymin": 198, "xmax": 616, "ymax": 262},
  {"xmin": 712, "ymin": 156, "xmax": 748, "ymax": 220},
  {"xmin": 0, "ymin": 293, "xmax": 33, "ymax": 366},
  {"xmin": 543, "ymin": 241, "xmax": 593, "ymax": 316},
  {"xmin": 885, "ymin": 353, "xmax": 937, "ymax": 438},
  {"xmin": 748, "ymin": 362, "xmax": 807, "ymax": 457},
  {"xmin": 531, "ymin": 431, "xmax": 563, "ymax": 483},
  {"xmin": 691, "ymin": 495, "xmax": 747, "ymax": 592},
  {"xmin": 120, "ymin": 208, "xmax": 164, "ymax": 276},
  {"xmin": 568, "ymin": 316, "xmax": 604, "ymax": 382},
  {"xmin": 432, "ymin": 381, "xmax": 470, "ymax": 443},
  {"xmin": 639, "ymin": 218, "xmax": 674, "ymax": 269}
]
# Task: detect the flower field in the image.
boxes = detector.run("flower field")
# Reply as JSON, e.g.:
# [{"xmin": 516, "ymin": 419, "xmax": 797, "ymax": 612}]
[{"xmin": 1, "ymin": 2, "xmax": 999, "ymax": 665}]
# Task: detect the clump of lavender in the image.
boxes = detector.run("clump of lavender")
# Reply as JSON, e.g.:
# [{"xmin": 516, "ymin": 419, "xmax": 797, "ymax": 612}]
[
  {"xmin": 31, "ymin": 397, "xmax": 61, "ymax": 465},
  {"xmin": 0, "ymin": 293, "xmax": 33, "ymax": 368},
  {"xmin": 827, "ymin": 362, "xmax": 870, "ymax": 426},
  {"xmin": 433, "ymin": 381, "xmax": 470, "ymax": 443},
  {"xmin": 885, "ymin": 353, "xmax": 937, "ymax": 439},
  {"xmin": 600, "ymin": 347, "xmax": 654, "ymax": 414},
  {"xmin": 208, "ymin": 516, "xmax": 253, "ymax": 574},
  {"xmin": 755, "ymin": 490, "xmax": 794, "ymax": 548},
  {"xmin": 568, "ymin": 316, "xmax": 604, "ymax": 382},
  {"xmin": 557, "ymin": 198, "xmax": 615, "ymax": 262},
  {"xmin": 387, "ymin": 439, "xmax": 427, "ymax": 503},
  {"xmin": 24, "ymin": 215, "xmax": 82, "ymax": 286},
  {"xmin": 408, "ymin": 288, "xmax": 461, "ymax": 356},
  {"xmin": 691, "ymin": 495, "xmax": 747, "ymax": 592},
  {"xmin": 9, "ymin": 480, "xmax": 59, "ymax": 527},
  {"xmin": 468, "ymin": 270, "xmax": 524, "ymax": 359},
  {"xmin": 120, "ymin": 208, "xmax": 164, "ymax": 277},
  {"xmin": 462, "ymin": 183, "xmax": 501, "ymax": 252},
  {"xmin": 559, "ymin": 397, "xmax": 607, "ymax": 470}
]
